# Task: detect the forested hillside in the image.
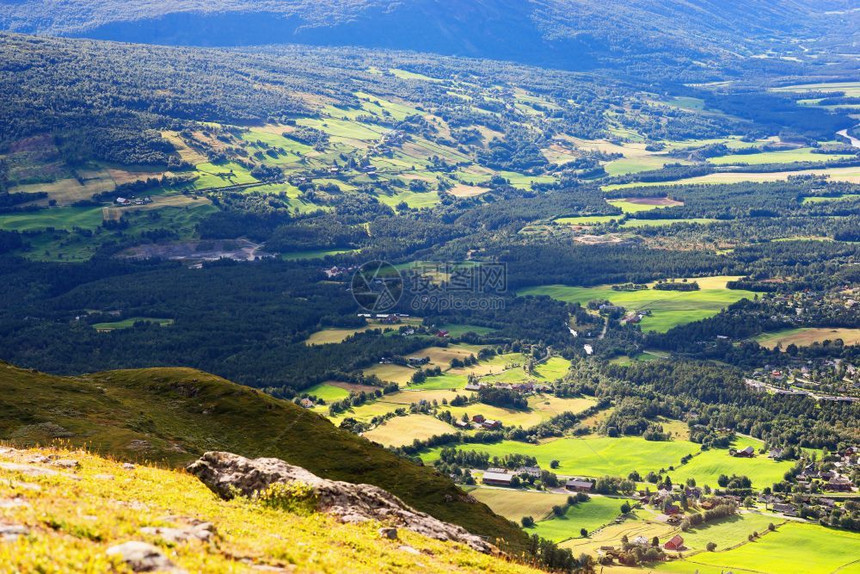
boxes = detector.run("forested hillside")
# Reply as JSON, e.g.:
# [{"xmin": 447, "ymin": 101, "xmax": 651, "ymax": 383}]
[{"xmin": 0, "ymin": 0, "xmax": 855, "ymax": 78}]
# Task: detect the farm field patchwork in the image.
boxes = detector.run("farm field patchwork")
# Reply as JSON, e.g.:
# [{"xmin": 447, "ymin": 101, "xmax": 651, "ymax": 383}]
[
  {"xmin": 519, "ymin": 276, "xmax": 755, "ymax": 333},
  {"xmin": 754, "ymin": 327, "xmax": 860, "ymax": 349}
]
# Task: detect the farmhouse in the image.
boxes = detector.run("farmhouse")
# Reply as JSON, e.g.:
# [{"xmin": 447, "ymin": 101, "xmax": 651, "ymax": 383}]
[
  {"xmin": 516, "ymin": 466, "xmax": 542, "ymax": 478},
  {"xmin": 482, "ymin": 470, "xmax": 514, "ymax": 487},
  {"xmin": 663, "ymin": 535, "xmax": 684, "ymax": 551},
  {"xmin": 464, "ymin": 382, "xmax": 484, "ymax": 392},
  {"xmin": 826, "ymin": 477, "xmax": 853, "ymax": 492},
  {"xmin": 734, "ymin": 446, "xmax": 755, "ymax": 458},
  {"xmin": 665, "ymin": 504, "xmax": 682, "ymax": 516},
  {"xmin": 472, "ymin": 414, "xmax": 486, "ymax": 424},
  {"xmin": 772, "ymin": 502, "xmax": 798, "ymax": 517},
  {"xmin": 565, "ymin": 479, "xmax": 594, "ymax": 492},
  {"xmin": 481, "ymin": 419, "xmax": 502, "ymax": 430}
]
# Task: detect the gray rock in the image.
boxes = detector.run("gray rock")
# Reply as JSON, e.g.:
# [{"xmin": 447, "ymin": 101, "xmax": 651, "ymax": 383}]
[
  {"xmin": 378, "ymin": 527, "xmax": 398, "ymax": 540},
  {"xmin": 140, "ymin": 522, "xmax": 215, "ymax": 544},
  {"xmin": 106, "ymin": 541, "xmax": 179, "ymax": 572},
  {"xmin": 0, "ymin": 523, "xmax": 29, "ymax": 542},
  {"xmin": 187, "ymin": 452, "xmax": 493, "ymax": 553},
  {"xmin": 0, "ymin": 462, "xmax": 59, "ymax": 477},
  {"xmin": 51, "ymin": 459, "xmax": 80, "ymax": 469}
]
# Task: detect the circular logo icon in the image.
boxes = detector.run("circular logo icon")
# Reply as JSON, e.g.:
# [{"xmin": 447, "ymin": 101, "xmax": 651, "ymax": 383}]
[{"xmin": 351, "ymin": 260, "xmax": 403, "ymax": 312}]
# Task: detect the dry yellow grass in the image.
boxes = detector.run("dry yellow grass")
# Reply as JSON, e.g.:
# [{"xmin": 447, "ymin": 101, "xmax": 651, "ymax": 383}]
[
  {"xmin": 448, "ymin": 184, "xmax": 489, "ymax": 198},
  {"xmin": 757, "ymin": 327, "xmax": 860, "ymax": 349},
  {"xmin": 362, "ymin": 363, "xmax": 417, "ymax": 386},
  {"xmin": 363, "ymin": 414, "xmax": 458, "ymax": 447},
  {"xmin": 161, "ymin": 131, "xmax": 209, "ymax": 164},
  {"xmin": 470, "ymin": 488, "xmax": 570, "ymax": 522},
  {"xmin": 12, "ymin": 173, "xmax": 115, "ymax": 206}
]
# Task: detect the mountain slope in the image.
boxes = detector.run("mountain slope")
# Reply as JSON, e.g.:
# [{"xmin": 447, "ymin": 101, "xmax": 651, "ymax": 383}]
[
  {"xmin": 0, "ymin": 361, "xmax": 528, "ymax": 551},
  {"xmin": 0, "ymin": 445, "xmax": 543, "ymax": 573},
  {"xmin": 0, "ymin": 0, "xmax": 854, "ymax": 72}
]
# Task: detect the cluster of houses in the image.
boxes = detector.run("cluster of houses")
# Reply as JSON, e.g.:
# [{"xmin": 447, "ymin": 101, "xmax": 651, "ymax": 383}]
[
  {"xmin": 747, "ymin": 357, "xmax": 860, "ymax": 403},
  {"xmin": 481, "ymin": 465, "xmax": 542, "ymax": 487},
  {"xmin": 463, "ymin": 380, "xmax": 551, "ymax": 394},
  {"xmin": 795, "ymin": 461, "xmax": 857, "ymax": 493},
  {"xmin": 370, "ymin": 129, "xmax": 405, "ymax": 155},
  {"xmin": 323, "ymin": 265, "xmax": 358, "ymax": 279},
  {"xmin": 357, "ymin": 312, "xmax": 411, "ymax": 325},
  {"xmin": 456, "ymin": 414, "xmax": 502, "ymax": 431},
  {"xmin": 114, "ymin": 196, "xmax": 153, "ymax": 207}
]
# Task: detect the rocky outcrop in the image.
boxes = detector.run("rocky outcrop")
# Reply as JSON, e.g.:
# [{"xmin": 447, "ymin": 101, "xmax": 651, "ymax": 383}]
[
  {"xmin": 106, "ymin": 541, "xmax": 181, "ymax": 572},
  {"xmin": 187, "ymin": 452, "xmax": 493, "ymax": 553}
]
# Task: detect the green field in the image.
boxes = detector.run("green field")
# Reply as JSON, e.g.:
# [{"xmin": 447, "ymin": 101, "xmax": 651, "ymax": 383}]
[
  {"xmin": 531, "ymin": 496, "xmax": 634, "ymax": 542},
  {"xmin": 708, "ymin": 147, "xmax": 856, "ymax": 166},
  {"xmin": 411, "ymin": 373, "xmax": 469, "ymax": 390},
  {"xmin": 772, "ymin": 81, "xmax": 860, "ymax": 98},
  {"xmin": 621, "ymin": 218, "xmax": 718, "ymax": 228},
  {"xmin": 555, "ymin": 215, "xmax": 622, "ymax": 226},
  {"xmin": 91, "ymin": 317, "xmax": 173, "ymax": 331},
  {"xmin": 604, "ymin": 155, "xmax": 687, "ymax": 177},
  {"xmin": 0, "ymin": 206, "xmax": 104, "ymax": 231},
  {"xmin": 519, "ymin": 276, "xmax": 755, "ymax": 333},
  {"xmin": 422, "ymin": 436, "xmax": 699, "ymax": 478},
  {"xmin": 603, "ymin": 165, "xmax": 860, "ymax": 190},
  {"xmin": 608, "ymin": 199, "xmax": 680, "ymax": 213},
  {"xmin": 303, "ymin": 382, "xmax": 352, "ymax": 402},
  {"xmin": 679, "ymin": 511, "xmax": 780, "ymax": 552},
  {"xmin": 436, "ymin": 323, "xmax": 496, "ymax": 337},
  {"xmin": 657, "ymin": 522, "xmax": 860, "ymax": 574},
  {"xmin": 801, "ymin": 194, "xmax": 860, "ymax": 204},
  {"xmin": 667, "ymin": 449, "xmax": 793, "ymax": 490}
]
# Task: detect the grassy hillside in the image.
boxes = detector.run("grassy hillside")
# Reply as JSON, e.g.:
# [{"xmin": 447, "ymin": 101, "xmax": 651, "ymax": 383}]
[
  {"xmin": 0, "ymin": 445, "xmax": 543, "ymax": 573},
  {"xmin": 0, "ymin": 362, "xmax": 529, "ymax": 552}
]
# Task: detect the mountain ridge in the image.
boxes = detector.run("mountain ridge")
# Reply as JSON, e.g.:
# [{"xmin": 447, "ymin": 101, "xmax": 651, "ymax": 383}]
[
  {"xmin": 1, "ymin": 0, "xmax": 855, "ymax": 74},
  {"xmin": 0, "ymin": 360, "xmax": 529, "ymax": 551}
]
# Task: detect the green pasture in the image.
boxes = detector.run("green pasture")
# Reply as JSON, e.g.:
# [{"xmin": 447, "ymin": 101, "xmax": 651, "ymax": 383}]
[
  {"xmin": 679, "ymin": 511, "xmax": 779, "ymax": 552},
  {"xmin": 531, "ymin": 496, "xmax": 634, "ymax": 542},
  {"xmin": 422, "ymin": 436, "xmax": 699, "ymax": 478},
  {"xmin": 622, "ymin": 218, "xmax": 718, "ymax": 228},
  {"xmin": 0, "ymin": 206, "xmax": 104, "ymax": 231},
  {"xmin": 518, "ymin": 276, "xmax": 754, "ymax": 333},
  {"xmin": 92, "ymin": 317, "xmax": 173, "ymax": 331},
  {"xmin": 657, "ymin": 522, "xmax": 860, "ymax": 574},
  {"xmin": 708, "ymin": 147, "xmax": 856, "ymax": 166}
]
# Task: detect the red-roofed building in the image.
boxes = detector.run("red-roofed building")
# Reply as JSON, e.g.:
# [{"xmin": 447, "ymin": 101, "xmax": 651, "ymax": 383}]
[{"xmin": 664, "ymin": 535, "xmax": 684, "ymax": 551}]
